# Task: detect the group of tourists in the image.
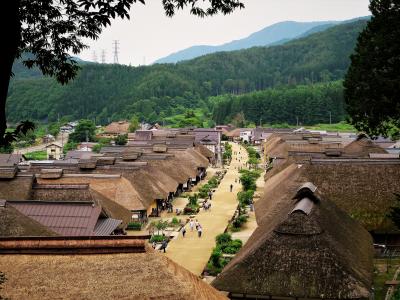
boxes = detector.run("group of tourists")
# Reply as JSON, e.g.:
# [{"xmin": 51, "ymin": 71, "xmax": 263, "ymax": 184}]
[
  {"xmin": 182, "ymin": 219, "xmax": 203, "ymax": 238},
  {"xmin": 160, "ymin": 200, "xmax": 173, "ymax": 213}
]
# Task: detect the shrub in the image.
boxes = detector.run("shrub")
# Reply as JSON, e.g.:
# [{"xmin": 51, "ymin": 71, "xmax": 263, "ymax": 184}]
[
  {"xmin": 216, "ymin": 233, "xmax": 232, "ymax": 245},
  {"xmin": 237, "ymin": 190, "xmax": 254, "ymax": 206},
  {"xmin": 211, "ymin": 247, "xmax": 222, "ymax": 267},
  {"xmin": 171, "ymin": 217, "xmax": 180, "ymax": 225},
  {"xmin": 127, "ymin": 221, "xmax": 142, "ymax": 230},
  {"xmin": 188, "ymin": 194, "xmax": 199, "ymax": 206},
  {"xmin": 150, "ymin": 235, "xmax": 166, "ymax": 243}
]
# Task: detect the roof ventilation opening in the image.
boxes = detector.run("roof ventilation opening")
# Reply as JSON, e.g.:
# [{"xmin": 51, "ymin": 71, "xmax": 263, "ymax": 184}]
[{"xmin": 290, "ymin": 197, "xmax": 314, "ymax": 215}]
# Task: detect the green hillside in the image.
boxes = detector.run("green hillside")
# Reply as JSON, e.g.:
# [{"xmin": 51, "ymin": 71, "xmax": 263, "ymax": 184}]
[{"xmin": 6, "ymin": 19, "xmax": 367, "ymax": 125}]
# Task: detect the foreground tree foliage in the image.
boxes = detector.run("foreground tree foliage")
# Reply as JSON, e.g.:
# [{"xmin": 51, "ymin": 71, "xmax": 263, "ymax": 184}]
[
  {"xmin": 344, "ymin": 0, "xmax": 400, "ymax": 137},
  {"xmin": 0, "ymin": 0, "xmax": 244, "ymax": 146}
]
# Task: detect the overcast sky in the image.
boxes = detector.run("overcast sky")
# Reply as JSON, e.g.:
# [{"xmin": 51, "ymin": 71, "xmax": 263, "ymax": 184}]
[{"xmin": 78, "ymin": 0, "xmax": 370, "ymax": 65}]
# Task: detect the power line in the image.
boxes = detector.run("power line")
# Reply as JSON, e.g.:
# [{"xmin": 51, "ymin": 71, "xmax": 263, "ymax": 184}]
[{"xmin": 113, "ymin": 40, "xmax": 119, "ymax": 64}]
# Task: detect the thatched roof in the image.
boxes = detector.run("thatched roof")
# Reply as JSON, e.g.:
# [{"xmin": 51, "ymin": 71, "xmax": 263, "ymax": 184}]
[
  {"xmin": 0, "ymin": 204, "xmax": 57, "ymax": 237},
  {"xmin": 343, "ymin": 135, "xmax": 387, "ymax": 157},
  {"xmin": 104, "ymin": 121, "xmax": 130, "ymax": 134},
  {"xmin": 195, "ymin": 144, "xmax": 215, "ymax": 159},
  {"xmin": 0, "ymin": 175, "xmax": 34, "ymax": 200},
  {"xmin": 259, "ymin": 160, "xmax": 400, "ymax": 232},
  {"xmin": 32, "ymin": 183, "xmax": 95, "ymax": 202},
  {"xmin": 0, "ymin": 238, "xmax": 227, "ymax": 300},
  {"xmin": 213, "ymin": 182, "xmax": 373, "ymax": 299}
]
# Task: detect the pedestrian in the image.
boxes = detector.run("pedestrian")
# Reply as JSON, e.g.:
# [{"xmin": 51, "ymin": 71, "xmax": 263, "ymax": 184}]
[
  {"xmin": 230, "ymin": 184, "xmax": 233, "ymax": 192},
  {"xmin": 208, "ymin": 190, "xmax": 212, "ymax": 200},
  {"xmin": 189, "ymin": 219, "xmax": 194, "ymax": 231},
  {"xmin": 195, "ymin": 219, "xmax": 199, "ymax": 230},
  {"xmin": 161, "ymin": 239, "xmax": 168, "ymax": 253},
  {"xmin": 235, "ymin": 178, "xmax": 237, "ymax": 183},
  {"xmin": 182, "ymin": 226, "xmax": 186, "ymax": 237},
  {"xmin": 197, "ymin": 225, "xmax": 203, "ymax": 238}
]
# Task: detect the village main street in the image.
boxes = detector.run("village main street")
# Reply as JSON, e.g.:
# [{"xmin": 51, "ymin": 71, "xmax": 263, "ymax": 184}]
[{"xmin": 165, "ymin": 142, "xmax": 248, "ymax": 275}]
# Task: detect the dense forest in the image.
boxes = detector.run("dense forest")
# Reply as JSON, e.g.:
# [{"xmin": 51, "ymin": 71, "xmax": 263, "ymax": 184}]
[
  {"xmin": 212, "ymin": 81, "xmax": 345, "ymax": 125},
  {"xmin": 6, "ymin": 19, "xmax": 367, "ymax": 126}
]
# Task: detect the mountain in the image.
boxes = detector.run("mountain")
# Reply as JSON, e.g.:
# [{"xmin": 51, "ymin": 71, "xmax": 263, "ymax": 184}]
[
  {"xmin": 7, "ymin": 19, "xmax": 368, "ymax": 125},
  {"xmin": 154, "ymin": 20, "xmax": 341, "ymax": 64}
]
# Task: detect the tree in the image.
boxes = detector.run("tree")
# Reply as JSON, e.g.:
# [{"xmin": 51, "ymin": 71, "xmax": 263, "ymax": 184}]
[
  {"xmin": 115, "ymin": 133, "xmax": 127, "ymax": 145},
  {"xmin": 388, "ymin": 193, "xmax": 400, "ymax": 229},
  {"xmin": 128, "ymin": 116, "xmax": 139, "ymax": 133},
  {"xmin": 1, "ymin": 0, "xmax": 244, "ymax": 146},
  {"xmin": 68, "ymin": 119, "xmax": 96, "ymax": 143},
  {"xmin": 344, "ymin": 0, "xmax": 400, "ymax": 137}
]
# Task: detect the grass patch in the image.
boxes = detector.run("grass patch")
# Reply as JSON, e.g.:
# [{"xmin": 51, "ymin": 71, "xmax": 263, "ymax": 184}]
[
  {"xmin": 25, "ymin": 150, "xmax": 47, "ymax": 160},
  {"xmin": 374, "ymin": 258, "xmax": 400, "ymax": 300}
]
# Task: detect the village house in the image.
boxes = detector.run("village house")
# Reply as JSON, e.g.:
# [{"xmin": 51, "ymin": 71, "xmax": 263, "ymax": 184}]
[
  {"xmin": 45, "ymin": 142, "xmax": 63, "ymax": 160},
  {"xmin": 212, "ymin": 182, "xmax": 374, "ymax": 299},
  {"xmin": 102, "ymin": 120, "xmax": 130, "ymax": 138}
]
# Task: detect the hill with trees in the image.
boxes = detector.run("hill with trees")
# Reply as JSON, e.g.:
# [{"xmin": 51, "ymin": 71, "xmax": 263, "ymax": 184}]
[{"xmin": 6, "ymin": 19, "xmax": 368, "ymax": 126}]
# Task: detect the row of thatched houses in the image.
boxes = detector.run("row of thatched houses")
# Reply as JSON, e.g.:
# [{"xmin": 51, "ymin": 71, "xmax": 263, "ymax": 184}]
[
  {"xmin": 210, "ymin": 132, "xmax": 399, "ymax": 299},
  {"xmin": 0, "ymin": 130, "xmax": 214, "ymax": 237}
]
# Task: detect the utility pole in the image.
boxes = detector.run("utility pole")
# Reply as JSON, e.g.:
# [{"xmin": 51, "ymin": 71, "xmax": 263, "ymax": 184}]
[
  {"xmin": 259, "ymin": 118, "xmax": 262, "ymax": 127},
  {"xmin": 113, "ymin": 40, "xmax": 119, "ymax": 64},
  {"xmin": 296, "ymin": 116, "xmax": 299, "ymax": 127},
  {"xmin": 329, "ymin": 111, "xmax": 332, "ymax": 125},
  {"xmin": 101, "ymin": 50, "xmax": 106, "ymax": 63},
  {"xmin": 92, "ymin": 50, "xmax": 97, "ymax": 63},
  {"xmin": 85, "ymin": 130, "xmax": 89, "ymax": 143}
]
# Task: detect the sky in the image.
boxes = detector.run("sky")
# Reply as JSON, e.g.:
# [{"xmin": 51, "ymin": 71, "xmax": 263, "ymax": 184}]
[{"xmin": 78, "ymin": 0, "xmax": 370, "ymax": 66}]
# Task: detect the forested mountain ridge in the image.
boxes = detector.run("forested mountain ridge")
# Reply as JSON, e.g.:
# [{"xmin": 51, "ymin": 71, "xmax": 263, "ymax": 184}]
[
  {"xmin": 154, "ymin": 20, "xmax": 340, "ymax": 64},
  {"xmin": 6, "ymin": 19, "xmax": 367, "ymax": 125}
]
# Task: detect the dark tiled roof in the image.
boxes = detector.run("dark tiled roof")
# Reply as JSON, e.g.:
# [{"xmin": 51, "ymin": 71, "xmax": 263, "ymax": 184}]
[
  {"xmin": 8, "ymin": 201, "xmax": 101, "ymax": 236},
  {"xmin": 94, "ymin": 218, "xmax": 122, "ymax": 236}
]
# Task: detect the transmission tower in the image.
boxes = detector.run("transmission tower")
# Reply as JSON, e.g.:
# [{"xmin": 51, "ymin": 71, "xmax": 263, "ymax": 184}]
[
  {"xmin": 92, "ymin": 50, "xmax": 97, "ymax": 63},
  {"xmin": 101, "ymin": 49, "xmax": 106, "ymax": 63},
  {"xmin": 113, "ymin": 40, "xmax": 119, "ymax": 64}
]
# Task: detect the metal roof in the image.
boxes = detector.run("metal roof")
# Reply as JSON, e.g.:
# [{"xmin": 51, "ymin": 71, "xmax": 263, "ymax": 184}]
[
  {"xmin": 94, "ymin": 218, "xmax": 122, "ymax": 236},
  {"xmin": 9, "ymin": 201, "xmax": 101, "ymax": 236},
  {"xmin": 291, "ymin": 197, "xmax": 314, "ymax": 215}
]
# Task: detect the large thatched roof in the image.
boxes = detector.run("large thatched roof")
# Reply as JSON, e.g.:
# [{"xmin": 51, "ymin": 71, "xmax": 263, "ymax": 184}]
[
  {"xmin": 0, "ymin": 204, "xmax": 57, "ymax": 237},
  {"xmin": 213, "ymin": 182, "xmax": 373, "ymax": 299},
  {"xmin": 0, "ymin": 238, "xmax": 226, "ymax": 300},
  {"xmin": 0, "ymin": 175, "xmax": 34, "ymax": 200},
  {"xmin": 258, "ymin": 160, "xmax": 400, "ymax": 232}
]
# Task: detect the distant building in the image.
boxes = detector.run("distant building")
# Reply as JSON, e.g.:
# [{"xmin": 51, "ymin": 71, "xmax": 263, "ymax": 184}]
[
  {"xmin": 45, "ymin": 142, "xmax": 63, "ymax": 160},
  {"xmin": 42, "ymin": 134, "xmax": 55, "ymax": 144},
  {"xmin": 239, "ymin": 129, "xmax": 252, "ymax": 143},
  {"xmin": 102, "ymin": 121, "xmax": 130, "ymax": 138}
]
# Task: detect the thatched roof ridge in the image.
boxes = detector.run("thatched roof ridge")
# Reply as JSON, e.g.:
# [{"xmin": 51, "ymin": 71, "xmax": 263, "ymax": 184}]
[
  {"xmin": 0, "ymin": 205, "xmax": 58, "ymax": 237},
  {"xmin": 213, "ymin": 182, "xmax": 373, "ymax": 299}
]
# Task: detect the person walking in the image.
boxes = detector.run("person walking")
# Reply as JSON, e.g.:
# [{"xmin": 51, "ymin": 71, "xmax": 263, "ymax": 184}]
[
  {"xmin": 197, "ymin": 225, "xmax": 203, "ymax": 238},
  {"xmin": 182, "ymin": 226, "xmax": 186, "ymax": 238},
  {"xmin": 161, "ymin": 239, "xmax": 168, "ymax": 253},
  {"xmin": 230, "ymin": 184, "xmax": 233, "ymax": 192},
  {"xmin": 208, "ymin": 190, "xmax": 212, "ymax": 200},
  {"xmin": 189, "ymin": 219, "xmax": 195, "ymax": 231},
  {"xmin": 195, "ymin": 219, "xmax": 200, "ymax": 230}
]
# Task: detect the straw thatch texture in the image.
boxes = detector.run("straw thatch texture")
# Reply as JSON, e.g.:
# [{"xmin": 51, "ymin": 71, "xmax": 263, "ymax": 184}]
[
  {"xmin": 32, "ymin": 183, "xmax": 94, "ymax": 202},
  {"xmin": 153, "ymin": 144, "xmax": 168, "ymax": 153},
  {"xmin": 258, "ymin": 161, "xmax": 400, "ymax": 232},
  {"xmin": 195, "ymin": 144, "xmax": 215, "ymax": 159},
  {"xmin": 104, "ymin": 121, "xmax": 130, "ymax": 134},
  {"xmin": 0, "ymin": 175, "xmax": 34, "ymax": 200},
  {"xmin": 38, "ymin": 176, "xmax": 145, "ymax": 212},
  {"xmin": 343, "ymin": 136, "xmax": 387, "ymax": 157},
  {"xmin": 40, "ymin": 169, "xmax": 63, "ymax": 179},
  {"xmin": 213, "ymin": 182, "xmax": 373, "ymax": 299},
  {"xmin": 0, "ymin": 250, "xmax": 227, "ymax": 300},
  {"xmin": 0, "ymin": 205, "xmax": 57, "ymax": 237}
]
